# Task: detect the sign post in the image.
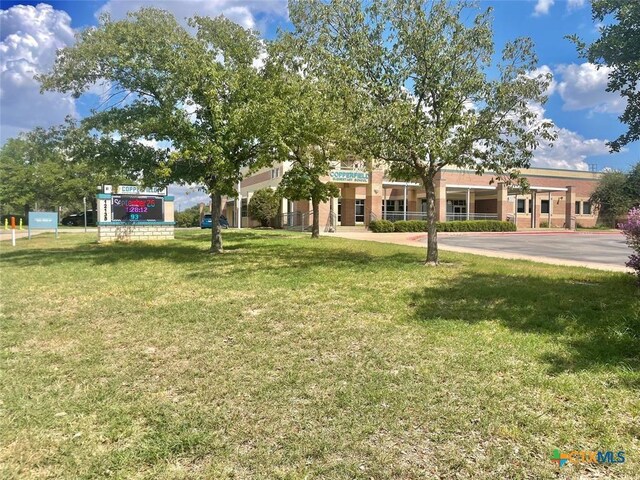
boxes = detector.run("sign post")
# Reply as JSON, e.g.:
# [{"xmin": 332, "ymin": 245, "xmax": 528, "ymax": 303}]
[
  {"xmin": 83, "ymin": 196, "xmax": 88, "ymax": 233},
  {"xmin": 10, "ymin": 216, "xmax": 16, "ymax": 247}
]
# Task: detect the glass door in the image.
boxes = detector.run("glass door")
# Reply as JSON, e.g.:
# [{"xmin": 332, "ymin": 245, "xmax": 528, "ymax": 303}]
[{"xmin": 355, "ymin": 199, "xmax": 365, "ymax": 223}]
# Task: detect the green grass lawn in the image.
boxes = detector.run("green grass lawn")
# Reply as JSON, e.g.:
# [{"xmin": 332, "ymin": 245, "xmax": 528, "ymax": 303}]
[{"xmin": 1, "ymin": 230, "xmax": 638, "ymax": 479}]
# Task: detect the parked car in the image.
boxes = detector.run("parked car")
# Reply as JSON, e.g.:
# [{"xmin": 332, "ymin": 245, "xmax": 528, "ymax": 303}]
[
  {"xmin": 200, "ymin": 214, "xmax": 212, "ymax": 229},
  {"xmin": 61, "ymin": 212, "xmax": 95, "ymax": 226},
  {"xmin": 200, "ymin": 214, "xmax": 229, "ymax": 229}
]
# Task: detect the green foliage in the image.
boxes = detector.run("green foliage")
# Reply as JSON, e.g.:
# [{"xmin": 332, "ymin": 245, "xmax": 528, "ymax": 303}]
[
  {"xmin": 264, "ymin": 35, "xmax": 351, "ymax": 238},
  {"xmin": 248, "ymin": 189, "xmax": 280, "ymax": 227},
  {"xmin": 38, "ymin": 9, "xmax": 272, "ymax": 252},
  {"xmin": 174, "ymin": 206, "xmax": 201, "ymax": 228},
  {"xmin": 625, "ymin": 162, "xmax": 640, "ymax": 202},
  {"xmin": 368, "ymin": 219, "xmax": 395, "ymax": 233},
  {"xmin": 289, "ymin": 0, "xmax": 554, "ymax": 262},
  {"xmin": 570, "ymin": 1, "xmax": 640, "ymax": 151},
  {"xmin": 0, "ymin": 120, "xmax": 128, "ymax": 215},
  {"xmin": 377, "ymin": 220, "xmax": 517, "ymax": 233},
  {"xmin": 277, "ymin": 164, "xmax": 339, "ymax": 206},
  {"xmin": 590, "ymin": 167, "xmax": 638, "ymax": 227},
  {"xmin": 539, "ymin": 221, "xmax": 549, "ymax": 228}
]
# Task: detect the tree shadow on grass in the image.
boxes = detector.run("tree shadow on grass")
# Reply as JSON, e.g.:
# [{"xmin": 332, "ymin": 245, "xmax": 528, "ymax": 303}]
[
  {"xmin": 0, "ymin": 230, "xmax": 419, "ymax": 278},
  {"xmin": 408, "ymin": 272, "xmax": 640, "ymax": 377}
]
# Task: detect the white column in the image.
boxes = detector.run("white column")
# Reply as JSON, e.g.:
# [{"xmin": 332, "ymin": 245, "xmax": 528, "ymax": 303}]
[
  {"xmin": 466, "ymin": 188, "xmax": 470, "ymax": 221},
  {"xmin": 548, "ymin": 191, "xmax": 552, "ymax": 228},
  {"xmin": 531, "ymin": 191, "xmax": 536, "ymax": 228},
  {"xmin": 236, "ymin": 180, "xmax": 242, "ymax": 229},
  {"xmin": 403, "ymin": 183, "xmax": 408, "ymax": 221}
]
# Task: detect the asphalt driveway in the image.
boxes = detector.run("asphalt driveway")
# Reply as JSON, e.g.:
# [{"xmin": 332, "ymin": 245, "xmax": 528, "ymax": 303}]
[
  {"xmin": 328, "ymin": 230, "xmax": 631, "ymax": 272},
  {"xmin": 437, "ymin": 232, "xmax": 629, "ymax": 267}
]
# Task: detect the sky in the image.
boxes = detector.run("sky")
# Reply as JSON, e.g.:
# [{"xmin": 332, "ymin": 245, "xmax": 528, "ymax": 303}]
[{"xmin": 1, "ymin": 0, "xmax": 638, "ymax": 208}]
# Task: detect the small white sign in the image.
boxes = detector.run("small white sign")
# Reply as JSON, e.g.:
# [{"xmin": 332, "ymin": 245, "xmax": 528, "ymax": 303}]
[
  {"xmin": 103, "ymin": 185, "xmax": 113, "ymax": 194},
  {"xmin": 116, "ymin": 185, "xmax": 167, "ymax": 196}
]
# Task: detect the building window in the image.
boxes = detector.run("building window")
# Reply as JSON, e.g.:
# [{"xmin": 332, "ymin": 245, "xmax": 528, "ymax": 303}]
[
  {"xmin": 575, "ymin": 201, "xmax": 581, "ymax": 215},
  {"xmin": 541, "ymin": 199, "xmax": 550, "ymax": 214},
  {"xmin": 397, "ymin": 200, "xmax": 405, "ymax": 212},
  {"xmin": 271, "ymin": 167, "xmax": 280, "ymax": 179},
  {"xmin": 385, "ymin": 200, "xmax": 395, "ymax": 212},
  {"xmin": 241, "ymin": 199, "xmax": 248, "ymax": 218},
  {"xmin": 582, "ymin": 201, "xmax": 592, "ymax": 215},
  {"xmin": 337, "ymin": 199, "xmax": 342, "ymax": 223},
  {"xmin": 517, "ymin": 199, "xmax": 526, "ymax": 213},
  {"xmin": 529, "ymin": 199, "xmax": 533, "ymax": 214}
]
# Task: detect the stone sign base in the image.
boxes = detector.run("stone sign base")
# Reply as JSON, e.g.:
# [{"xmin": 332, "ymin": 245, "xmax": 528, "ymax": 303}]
[{"xmin": 98, "ymin": 224, "xmax": 175, "ymax": 242}]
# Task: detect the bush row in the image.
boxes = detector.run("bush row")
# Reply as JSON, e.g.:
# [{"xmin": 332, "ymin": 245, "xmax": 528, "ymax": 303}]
[{"xmin": 369, "ymin": 219, "xmax": 517, "ymax": 233}]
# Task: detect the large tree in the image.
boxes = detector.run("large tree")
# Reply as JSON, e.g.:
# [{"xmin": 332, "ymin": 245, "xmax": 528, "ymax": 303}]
[
  {"xmin": 264, "ymin": 36, "xmax": 346, "ymax": 238},
  {"xmin": 289, "ymin": 0, "xmax": 555, "ymax": 263},
  {"xmin": 39, "ymin": 9, "xmax": 270, "ymax": 253},
  {"xmin": 571, "ymin": 0, "xmax": 639, "ymax": 152}
]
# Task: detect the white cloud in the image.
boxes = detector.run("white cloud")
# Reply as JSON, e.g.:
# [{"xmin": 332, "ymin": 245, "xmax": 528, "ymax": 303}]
[
  {"xmin": 0, "ymin": 4, "xmax": 77, "ymax": 143},
  {"xmin": 556, "ymin": 62, "xmax": 625, "ymax": 114},
  {"xmin": 567, "ymin": 0, "xmax": 586, "ymax": 11},
  {"xmin": 527, "ymin": 102, "xmax": 610, "ymax": 170},
  {"xmin": 169, "ymin": 183, "xmax": 210, "ymax": 210},
  {"xmin": 97, "ymin": 0, "xmax": 288, "ymax": 31},
  {"xmin": 533, "ymin": 0, "xmax": 554, "ymax": 16},
  {"xmin": 525, "ymin": 65, "xmax": 556, "ymax": 97},
  {"xmin": 533, "ymin": 126, "xmax": 610, "ymax": 170}
]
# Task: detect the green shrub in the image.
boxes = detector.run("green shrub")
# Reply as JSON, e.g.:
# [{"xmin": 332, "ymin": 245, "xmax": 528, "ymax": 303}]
[
  {"xmin": 392, "ymin": 220, "xmax": 428, "ymax": 232},
  {"xmin": 368, "ymin": 219, "xmax": 395, "ymax": 232},
  {"xmin": 248, "ymin": 188, "xmax": 280, "ymax": 227},
  {"xmin": 539, "ymin": 221, "xmax": 549, "ymax": 228},
  {"xmin": 436, "ymin": 220, "xmax": 516, "ymax": 232},
  {"xmin": 369, "ymin": 219, "xmax": 517, "ymax": 233}
]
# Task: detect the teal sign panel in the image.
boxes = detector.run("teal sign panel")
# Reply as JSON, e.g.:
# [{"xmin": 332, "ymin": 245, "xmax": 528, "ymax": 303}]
[{"xmin": 28, "ymin": 212, "xmax": 58, "ymax": 239}]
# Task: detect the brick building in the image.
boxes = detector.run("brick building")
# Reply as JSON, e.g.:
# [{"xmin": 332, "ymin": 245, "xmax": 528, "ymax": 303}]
[{"xmin": 222, "ymin": 162, "xmax": 601, "ymax": 230}]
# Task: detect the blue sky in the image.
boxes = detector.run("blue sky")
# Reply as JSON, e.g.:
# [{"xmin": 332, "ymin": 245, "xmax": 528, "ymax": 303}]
[{"xmin": 1, "ymin": 0, "xmax": 638, "ymax": 197}]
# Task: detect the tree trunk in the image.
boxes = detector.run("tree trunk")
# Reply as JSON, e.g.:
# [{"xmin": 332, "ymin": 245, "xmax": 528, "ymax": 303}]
[
  {"xmin": 423, "ymin": 174, "xmax": 439, "ymax": 265},
  {"xmin": 311, "ymin": 198, "xmax": 320, "ymax": 238},
  {"xmin": 210, "ymin": 192, "xmax": 223, "ymax": 254}
]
